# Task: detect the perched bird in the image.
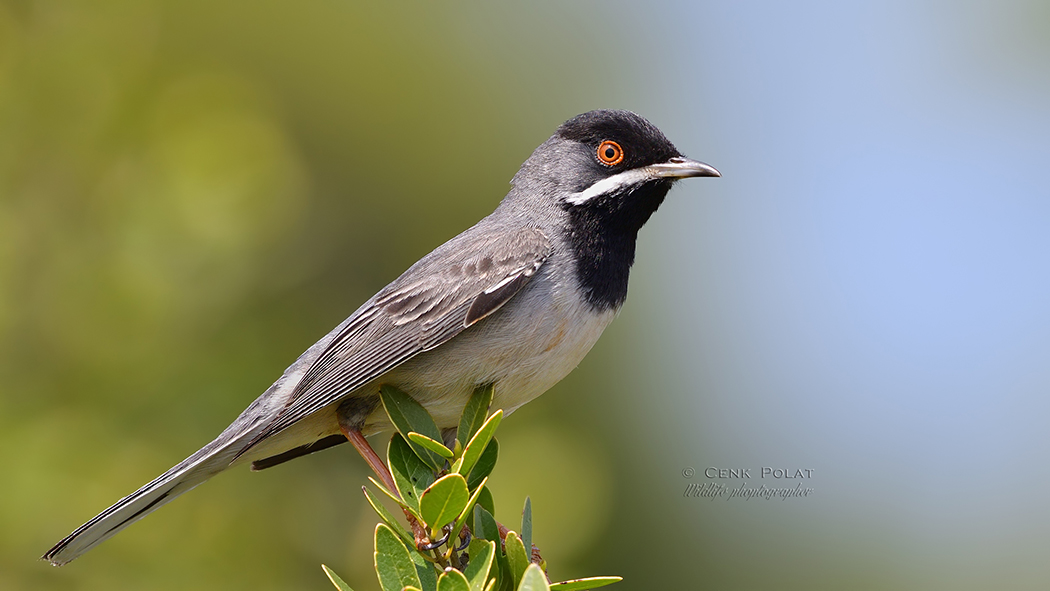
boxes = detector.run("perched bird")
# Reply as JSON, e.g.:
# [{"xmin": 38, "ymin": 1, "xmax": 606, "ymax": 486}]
[{"xmin": 44, "ymin": 109, "xmax": 719, "ymax": 566}]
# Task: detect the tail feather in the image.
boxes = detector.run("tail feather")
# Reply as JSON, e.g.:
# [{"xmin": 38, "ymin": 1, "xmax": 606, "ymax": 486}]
[
  {"xmin": 42, "ymin": 435, "xmax": 244, "ymax": 566},
  {"xmin": 43, "ymin": 351, "xmax": 329, "ymax": 566}
]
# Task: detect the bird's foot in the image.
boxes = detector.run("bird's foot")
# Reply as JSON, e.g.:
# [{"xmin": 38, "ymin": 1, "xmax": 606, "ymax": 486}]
[{"xmin": 417, "ymin": 525, "xmax": 450, "ymax": 552}]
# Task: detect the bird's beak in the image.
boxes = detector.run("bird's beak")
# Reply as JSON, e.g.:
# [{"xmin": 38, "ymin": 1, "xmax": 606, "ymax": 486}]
[
  {"xmin": 647, "ymin": 156, "xmax": 721, "ymax": 179},
  {"xmin": 566, "ymin": 155, "xmax": 720, "ymax": 205}
]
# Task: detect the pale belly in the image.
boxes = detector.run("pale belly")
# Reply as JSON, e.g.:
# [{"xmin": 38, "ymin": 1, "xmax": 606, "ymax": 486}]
[{"xmin": 377, "ymin": 295, "xmax": 617, "ymax": 431}]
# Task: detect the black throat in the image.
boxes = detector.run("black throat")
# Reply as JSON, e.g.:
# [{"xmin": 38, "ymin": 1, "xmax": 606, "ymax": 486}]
[{"xmin": 563, "ymin": 179, "xmax": 673, "ymax": 311}]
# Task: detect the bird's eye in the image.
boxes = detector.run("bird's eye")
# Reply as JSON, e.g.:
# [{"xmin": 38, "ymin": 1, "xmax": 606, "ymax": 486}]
[{"xmin": 596, "ymin": 140, "xmax": 624, "ymax": 166}]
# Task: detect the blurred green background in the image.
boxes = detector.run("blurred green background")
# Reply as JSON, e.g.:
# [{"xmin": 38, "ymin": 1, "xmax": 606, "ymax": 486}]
[{"xmin": 4, "ymin": 1, "xmax": 1050, "ymax": 589}]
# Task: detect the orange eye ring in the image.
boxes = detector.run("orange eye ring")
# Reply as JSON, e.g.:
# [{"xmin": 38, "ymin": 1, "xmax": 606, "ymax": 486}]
[{"xmin": 596, "ymin": 140, "xmax": 624, "ymax": 166}]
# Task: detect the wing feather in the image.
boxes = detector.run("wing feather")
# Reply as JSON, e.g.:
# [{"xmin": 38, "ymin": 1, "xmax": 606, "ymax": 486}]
[{"xmin": 250, "ymin": 226, "xmax": 552, "ymax": 443}]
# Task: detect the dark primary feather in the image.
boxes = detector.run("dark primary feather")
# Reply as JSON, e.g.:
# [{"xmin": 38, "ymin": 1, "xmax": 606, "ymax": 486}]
[
  {"xmin": 246, "ymin": 226, "xmax": 552, "ymax": 446},
  {"xmin": 465, "ymin": 272, "xmax": 533, "ymax": 326}
]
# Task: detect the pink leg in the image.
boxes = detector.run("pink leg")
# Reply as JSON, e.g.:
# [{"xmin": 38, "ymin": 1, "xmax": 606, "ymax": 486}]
[{"xmin": 340, "ymin": 424, "xmax": 430, "ymax": 548}]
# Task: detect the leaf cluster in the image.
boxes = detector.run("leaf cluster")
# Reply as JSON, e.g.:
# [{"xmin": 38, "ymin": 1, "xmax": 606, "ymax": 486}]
[{"xmin": 323, "ymin": 384, "xmax": 620, "ymax": 591}]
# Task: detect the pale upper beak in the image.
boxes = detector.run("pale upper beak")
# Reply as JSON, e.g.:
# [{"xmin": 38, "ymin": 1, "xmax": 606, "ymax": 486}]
[
  {"xmin": 566, "ymin": 156, "xmax": 720, "ymax": 205},
  {"xmin": 646, "ymin": 156, "xmax": 721, "ymax": 179}
]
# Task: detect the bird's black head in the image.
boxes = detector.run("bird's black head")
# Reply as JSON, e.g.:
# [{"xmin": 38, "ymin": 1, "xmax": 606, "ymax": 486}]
[
  {"xmin": 554, "ymin": 109, "xmax": 719, "ymax": 208},
  {"xmin": 556, "ymin": 109, "xmax": 683, "ymax": 185},
  {"xmin": 539, "ymin": 110, "xmax": 720, "ymax": 310}
]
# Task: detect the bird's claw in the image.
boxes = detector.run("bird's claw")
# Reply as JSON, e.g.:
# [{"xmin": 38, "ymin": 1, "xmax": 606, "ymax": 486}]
[
  {"xmin": 418, "ymin": 527, "xmax": 451, "ymax": 551},
  {"xmin": 455, "ymin": 527, "xmax": 471, "ymax": 552}
]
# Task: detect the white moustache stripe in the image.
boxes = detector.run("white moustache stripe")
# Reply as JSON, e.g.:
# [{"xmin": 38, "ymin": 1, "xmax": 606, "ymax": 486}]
[{"xmin": 565, "ymin": 168, "xmax": 656, "ymax": 205}]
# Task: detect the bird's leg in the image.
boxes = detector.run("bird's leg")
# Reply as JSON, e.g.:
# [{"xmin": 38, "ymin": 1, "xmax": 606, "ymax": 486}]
[
  {"xmin": 339, "ymin": 425, "xmax": 430, "ymax": 548},
  {"xmin": 340, "ymin": 425, "xmax": 396, "ymax": 492}
]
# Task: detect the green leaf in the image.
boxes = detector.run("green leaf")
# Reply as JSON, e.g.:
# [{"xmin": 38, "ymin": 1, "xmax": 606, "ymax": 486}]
[
  {"xmin": 367, "ymin": 476, "xmax": 422, "ymax": 523},
  {"xmin": 322, "ymin": 564, "xmax": 356, "ymax": 591},
  {"xmin": 520, "ymin": 497, "xmax": 532, "ymax": 559},
  {"xmin": 389, "ymin": 433, "xmax": 437, "ymax": 513},
  {"xmin": 484, "ymin": 581, "xmax": 496, "ymax": 591},
  {"xmin": 517, "ymin": 564, "xmax": 550, "ymax": 591},
  {"xmin": 496, "ymin": 552, "xmax": 513, "ymax": 591},
  {"xmin": 466, "ymin": 486, "xmax": 494, "ymax": 536},
  {"xmin": 456, "ymin": 410, "xmax": 503, "ymax": 478},
  {"xmin": 505, "ymin": 531, "xmax": 529, "ymax": 589},
  {"xmin": 409, "ymin": 544, "xmax": 439, "ymax": 591},
  {"xmin": 466, "ymin": 439, "xmax": 498, "ymax": 491},
  {"xmin": 380, "ymin": 384, "xmax": 445, "ymax": 470},
  {"xmin": 477, "ymin": 486, "xmax": 495, "ymax": 517},
  {"xmin": 473, "ymin": 505, "xmax": 500, "ymax": 542},
  {"xmin": 548, "ymin": 577, "xmax": 623, "ymax": 591},
  {"xmin": 449, "ymin": 476, "xmax": 488, "ymax": 549},
  {"xmin": 362, "ymin": 485, "xmax": 415, "ymax": 549},
  {"xmin": 374, "ymin": 524, "xmax": 422, "ymax": 591},
  {"xmin": 437, "ymin": 569, "xmax": 471, "ymax": 591},
  {"xmin": 463, "ymin": 539, "xmax": 495, "ymax": 591},
  {"xmin": 420, "ymin": 474, "xmax": 470, "ymax": 534},
  {"xmin": 467, "ymin": 538, "xmax": 493, "ymax": 583},
  {"xmin": 458, "ymin": 384, "xmax": 494, "ymax": 449},
  {"xmin": 409, "ymin": 431, "xmax": 455, "ymax": 459}
]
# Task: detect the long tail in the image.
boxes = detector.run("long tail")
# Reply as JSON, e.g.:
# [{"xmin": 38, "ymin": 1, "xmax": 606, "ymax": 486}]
[
  {"xmin": 43, "ymin": 335, "xmax": 338, "ymax": 566},
  {"xmin": 42, "ymin": 431, "xmax": 249, "ymax": 566}
]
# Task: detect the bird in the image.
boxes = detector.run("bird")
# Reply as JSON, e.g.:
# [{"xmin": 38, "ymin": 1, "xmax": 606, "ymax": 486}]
[{"xmin": 43, "ymin": 109, "xmax": 719, "ymax": 566}]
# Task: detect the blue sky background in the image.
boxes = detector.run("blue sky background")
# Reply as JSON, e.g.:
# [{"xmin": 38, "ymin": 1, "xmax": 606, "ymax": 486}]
[{"xmin": 616, "ymin": 1, "xmax": 1050, "ymax": 588}]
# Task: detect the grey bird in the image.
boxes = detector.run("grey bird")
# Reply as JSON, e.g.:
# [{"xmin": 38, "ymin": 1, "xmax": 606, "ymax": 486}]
[{"xmin": 44, "ymin": 109, "xmax": 719, "ymax": 566}]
